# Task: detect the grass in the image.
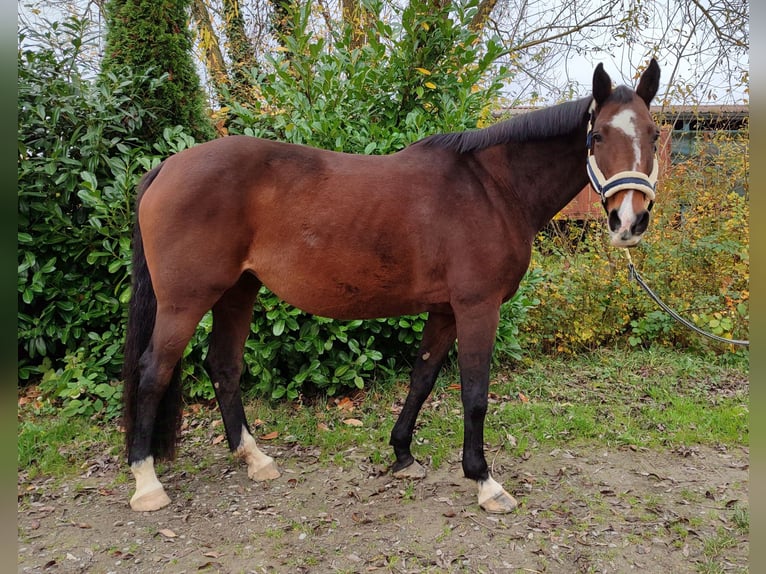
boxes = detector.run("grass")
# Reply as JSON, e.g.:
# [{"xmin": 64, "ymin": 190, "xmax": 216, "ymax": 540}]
[
  {"xmin": 17, "ymin": 414, "xmax": 123, "ymax": 481},
  {"xmin": 264, "ymin": 347, "xmax": 748, "ymax": 466},
  {"xmin": 16, "ymin": 346, "xmax": 748, "ymax": 574},
  {"xmin": 731, "ymin": 504, "xmax": 749, "ymax": 534},
  {"xmin": 17, "ymin": 347, "xmax": 747, "ymax": 483},
  {"xmin": 697, "ymin": 526, "xmax": 742, "ymax": 574}
]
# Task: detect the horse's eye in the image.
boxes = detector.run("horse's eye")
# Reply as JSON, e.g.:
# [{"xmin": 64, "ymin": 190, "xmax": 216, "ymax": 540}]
[{"xmin": 591, "ymin": 132, "xmax": 603, "ymax": 143}]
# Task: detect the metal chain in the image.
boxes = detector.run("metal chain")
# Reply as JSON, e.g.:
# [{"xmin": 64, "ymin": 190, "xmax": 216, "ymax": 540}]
[{"xmin": 622, "ymin": 249, "xmax": 749, "ymax": 347}]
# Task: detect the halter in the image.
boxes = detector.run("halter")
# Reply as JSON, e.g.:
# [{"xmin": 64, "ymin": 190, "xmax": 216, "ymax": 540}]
[{"xmin": 586, "ymin": 99, "xmax": 658, "ymax": 212}]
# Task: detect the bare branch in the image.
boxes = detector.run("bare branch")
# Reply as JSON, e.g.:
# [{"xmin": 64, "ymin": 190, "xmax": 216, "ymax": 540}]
[
  {"xmin": 510, "ymin": 13, "xmax": 612, "ymax": 53},
  {"xmin": 687, "ymin": 0, "xmax": 748, "ymax": 49}
]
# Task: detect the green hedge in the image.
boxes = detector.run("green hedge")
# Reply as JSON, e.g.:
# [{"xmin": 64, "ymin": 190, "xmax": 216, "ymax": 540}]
[{"xmin": 17, "ymin": 30, "xmax": 202, "ymax": 417}]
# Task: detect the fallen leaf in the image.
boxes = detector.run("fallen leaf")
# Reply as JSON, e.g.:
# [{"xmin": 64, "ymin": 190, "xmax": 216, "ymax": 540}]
[
  {"xmin": 158, "ymin": 528, "xmax": 177, "ymax": 538},
  {"xmin": 317, "ymin": 422, "xmax": 330, "ymax": 432},
  {"xmin": 260, "ymin": 431, "xmax": 279, "ymax": 440},
  {"xmin": 203, "ymin": 551, "xmax": 222, "ymax": 558},
  {"xmin": 518, "ymin": 392, "xmax": 529, "ymax": 403},
  {"xmin": 343, "ymin": 418, "xmax": 363, "ymax": 427},
  {"xmin": 211, "ymin": 434, "xmax": 225, "ymax": 445},
  {"xmin": 336, "ymin": 397, "xmax": 355, "ymax": 412}
]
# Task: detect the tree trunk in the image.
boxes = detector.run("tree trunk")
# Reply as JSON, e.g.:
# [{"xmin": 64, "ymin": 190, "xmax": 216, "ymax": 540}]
[
  {"xmin": 469, "ymin": 0, "xmax": 497, "ymax": 33},
  {"xmin": 222, "ymin": 0, "xmax": 259, "ymax": 103},
  {"xmin": 342, "ymin": 0, "xmax": 369, "ymax": 49},
  {"xmin": 190, "ymin": 0, "xmax": 229, "ymax": 105},
  {"xmin": 270, "ymin": 0, "xmax": 294, "ymax": 47}
]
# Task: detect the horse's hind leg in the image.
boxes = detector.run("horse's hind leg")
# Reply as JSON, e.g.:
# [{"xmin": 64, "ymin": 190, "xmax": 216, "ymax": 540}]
[
  {"xmin": 204, "ymin": 272, "xmax": 280, "ymax": 481},
  {"xmin": 390, "ymin": 311, "xmax": 456, "ymax": 478},
  {"xmin": 129, "ymin": 305, "xmax": 209, "ymax": 511}
]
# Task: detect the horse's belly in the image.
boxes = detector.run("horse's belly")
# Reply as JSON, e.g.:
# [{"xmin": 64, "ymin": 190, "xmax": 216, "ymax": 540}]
[{"xmin": 247, "ymin": 250, "xmax": 445, "ymax": 320}]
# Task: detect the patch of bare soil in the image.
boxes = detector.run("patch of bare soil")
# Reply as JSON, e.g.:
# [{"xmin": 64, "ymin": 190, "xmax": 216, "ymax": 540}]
[{"xmin": 18, "ymin": 438, "xmax": 748, "ymax": 574}]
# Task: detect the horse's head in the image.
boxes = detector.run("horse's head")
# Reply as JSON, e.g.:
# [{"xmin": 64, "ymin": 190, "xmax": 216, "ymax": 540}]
[{"xmin": 588, "ymin": 59, "xmax": 661, "ymax": 247}]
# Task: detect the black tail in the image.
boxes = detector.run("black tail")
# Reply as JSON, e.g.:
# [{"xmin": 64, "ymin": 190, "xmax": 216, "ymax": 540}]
[{"xmin": 122, "ymin": 162, "xmax": 183, "ymax": 462}]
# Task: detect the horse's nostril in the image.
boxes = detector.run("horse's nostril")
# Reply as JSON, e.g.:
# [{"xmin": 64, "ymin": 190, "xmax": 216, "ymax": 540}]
[
  {"xmin": 632, "ymin": 210, "xmax": 650, "ymax": 235},
  {"xmin": 608, "ymin": 209, "xmax": 621, "ymax": 232}
]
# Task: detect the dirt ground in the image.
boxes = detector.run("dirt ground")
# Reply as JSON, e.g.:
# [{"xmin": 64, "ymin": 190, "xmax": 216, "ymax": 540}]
[{"xmin": 17, "ymin": 422, "xmax": 748, "ymax": 574}]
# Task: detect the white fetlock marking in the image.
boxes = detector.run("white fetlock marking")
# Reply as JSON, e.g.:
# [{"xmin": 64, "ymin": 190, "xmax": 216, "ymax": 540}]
[
  {"xmin": 236, "ymin": 425, "xmax": 280, "ymax": 480},
  {"xmin": 477, "ymin": 475, "xmax": 518, "ymax": 513},
  {"xmin": 131, "ymin": 456, "xmax": 163, "ymax": 497},
  {"xmin": 130, "ymin": 456, "xmax": 170, "ymax": 510},
  {"xmin": 477, "ymin": 476, "xmax": 505, "ymax": 506}
]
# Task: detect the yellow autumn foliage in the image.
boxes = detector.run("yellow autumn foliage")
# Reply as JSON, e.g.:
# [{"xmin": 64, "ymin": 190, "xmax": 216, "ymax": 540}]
[{"xmin": 520, "ymin": 125, "xmax": 749, "ymax": 355}]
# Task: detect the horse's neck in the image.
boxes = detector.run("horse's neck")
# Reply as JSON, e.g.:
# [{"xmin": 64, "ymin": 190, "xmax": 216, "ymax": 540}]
[{"xmin": 497, "ymin": 134, "xmax": 589, "ymax": 232}]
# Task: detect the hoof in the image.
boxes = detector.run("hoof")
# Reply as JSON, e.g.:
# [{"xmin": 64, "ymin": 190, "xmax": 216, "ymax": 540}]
[
  {"xmin": 130, "ymin": 486, "xmax": 171, "ymax": 512},
  {"xmin": 392, "ymin": 459, "xmax": 426, "ymax": 480},
  {"xmin": 248, "ymin": 457, "xmax": 281, "ymax": 481},
  {"xmin": 479, "ymin": 488, "xmax": 518, "ymax": 514}
]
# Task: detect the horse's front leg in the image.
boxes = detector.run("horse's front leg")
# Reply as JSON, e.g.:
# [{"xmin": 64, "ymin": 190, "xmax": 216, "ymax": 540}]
[
  {"xmin": 456, "ymin": 306, "xmax": 518, "ymax": 514},
  {"xmin": 390, "ymin": 311, "xmax": 457, "ymax": 478}
]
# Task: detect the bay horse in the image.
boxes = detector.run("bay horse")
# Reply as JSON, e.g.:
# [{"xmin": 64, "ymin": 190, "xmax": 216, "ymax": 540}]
[{"xmin": 122, "ymin": 60, "xmax": 660, "ymax": 513}]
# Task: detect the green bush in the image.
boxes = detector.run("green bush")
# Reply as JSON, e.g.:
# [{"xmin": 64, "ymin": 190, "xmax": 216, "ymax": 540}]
[
  {"xmin": 223, "ymin": 0, "xmax": 509, "ymax": 148},
  {"xmin": 101, "ymin": 0, "xmax": 216, "ymax": 142},
  {"xmin": 18, "ymin": 22, "xmax": 198, "ymax": 418}
]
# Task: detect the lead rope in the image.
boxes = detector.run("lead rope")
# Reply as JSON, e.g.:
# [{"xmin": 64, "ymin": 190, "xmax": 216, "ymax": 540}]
[{"xmin": 622, "ymin": 249, "xmax": 749, "ymax": 346}]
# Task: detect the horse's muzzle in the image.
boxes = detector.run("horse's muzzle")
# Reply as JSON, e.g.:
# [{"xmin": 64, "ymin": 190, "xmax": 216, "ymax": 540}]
[{"xmin": 608, "ymin": 207, "xmax": 650, "ymax": 247}]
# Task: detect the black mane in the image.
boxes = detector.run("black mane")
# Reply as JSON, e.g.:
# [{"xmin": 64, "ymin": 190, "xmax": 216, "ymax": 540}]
[{"xmin": 414, "ymin": 96, "xmax": 593, "ymax": 154}]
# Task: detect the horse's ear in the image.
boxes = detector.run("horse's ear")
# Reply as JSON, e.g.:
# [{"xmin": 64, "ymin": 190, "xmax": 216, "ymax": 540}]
[
  {"xmin": 592, "ymin": 63, "xmax": 612, "ymax": 106},
  {"xmin": 635, "ymin": 58, "xmax": 660, "ymax": 107}
]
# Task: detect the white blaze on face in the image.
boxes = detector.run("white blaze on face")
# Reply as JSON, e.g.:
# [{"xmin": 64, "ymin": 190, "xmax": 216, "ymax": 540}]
[
  {"xmin": 609, "ymin": 109, "xmax": 641, "ymax": 169},
  {"xmin": 615, "ymin": 189, "xmax": 638, "ymax": 236}
]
